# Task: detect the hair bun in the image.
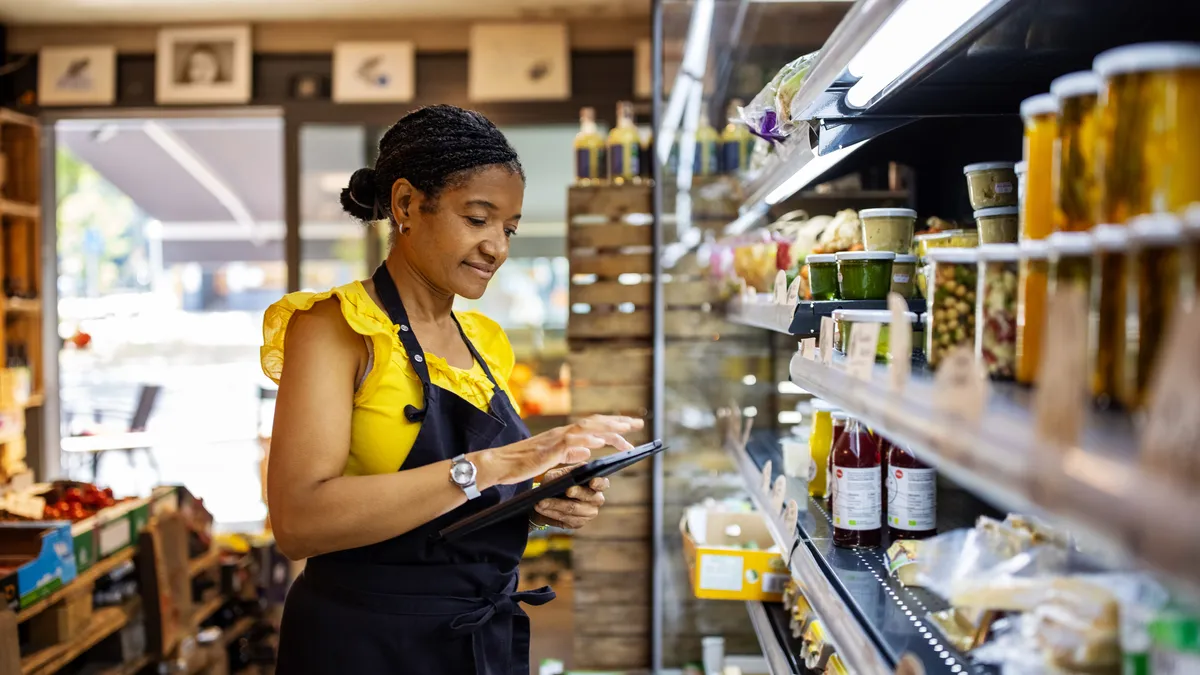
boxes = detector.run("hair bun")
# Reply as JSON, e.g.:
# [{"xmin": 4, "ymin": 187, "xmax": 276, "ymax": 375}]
[{"xmin": 340, "ymin": 167, "xmax": 378, "ymax": 222}]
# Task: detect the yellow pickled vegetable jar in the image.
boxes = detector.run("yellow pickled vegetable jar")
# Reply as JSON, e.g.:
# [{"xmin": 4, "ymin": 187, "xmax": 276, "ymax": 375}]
[
  {"xmin": 1020, "ymin": 93, "xmax": 1059, "ymax": 240},
  {"xmin": 1188, "ymin": 203, "xmax": 1200, "ymax": 307},
  {"xmin": 1016, "ymin": 239, "xmax": 1050, "ymax": 385},
  {"xmin": 1089, "ymin": 224, "xmax": 1128, "ymax": 409},
  {"xmin": 808, "ymin": 399, "xmax": 837, "ymax": 499},
  {"xmin": 1125, "ymin": 214, "xmax": 1187, "ymax": 410},
  {"xmin": 1094, "ymin": 43, "xmax": 1200, "ymax": 223},
  {"xmin": 1049, "ymin": 71, "xmax": 1102, "ymax": 233}
]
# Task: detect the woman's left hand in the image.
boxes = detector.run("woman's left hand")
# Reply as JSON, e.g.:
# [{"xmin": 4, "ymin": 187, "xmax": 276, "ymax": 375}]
[{"xmin": 532, "ymin": 466, "xmax": 609, "ymax": 530}]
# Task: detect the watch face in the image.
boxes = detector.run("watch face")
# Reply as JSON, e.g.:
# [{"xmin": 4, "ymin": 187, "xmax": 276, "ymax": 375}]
[{"xmin": 451, "ymin": 460, "xmax": 476, "ymax": 485}]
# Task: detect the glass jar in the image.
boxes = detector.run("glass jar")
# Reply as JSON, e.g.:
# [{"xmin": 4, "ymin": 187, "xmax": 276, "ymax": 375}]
[
  {"xmin": 859, "ymin": 208, "xmax": 917, "ymax": 253},
  {"xmin": 1015, "ymin": 160, "xmax": 1028, "ymax": 230},
  {"xmin": 836, "ymin": 251, "xmax": 896, "ymax": 300},
  {"xmin": 832, "ymin": 309, "xmax": 849, "ymax": 353},
  {"xmin": 1188, "ymin": 204, "xmax": 1200, "ymax": 307},
  {"xmin": 1050, "ymin": 71, "xmax": 1102, "ymax": 233},
  {"xmin": 926, "ymin": 248, "xmax": 979, "ymax": 371},
  {"xmin": 963, "ymin": 162, "xmax": 1018, "ymax": 210},
  {"xmin": 1125, "ymin": 214, "xmax": 1187, "ymax": 410},
  {"xmin": 975, "ymin": 244, "xmax": 1020, "ymax": 381},
  {"xmin": 806, "ymin": 253, "xmax": 838, "ymax": 301},
  {"xmin": 1087, "ymin": 225, "xmax": 1129, "ymax": 412},
  {"xmin": 886, "ymin": 442, "xmax": 937, "ymax": 541},
  {"xmin": 834, "ymin": 309, "xmax": 920, "ymax": 363},
  {"xmin": 831, "ymin": 417, "xmax": 882, "ymax": 549},
  {"xmin": 1094, "ymin": 43, "xmax": 1200, "ymax": 222},
  {"xmin": 1021, "ymin": 93, "xmax": 1059, "ymax": 240},
  {"xmin": 891, "ymin": 254, "xmax": 919, "ymax": 297},
  {"xmin": 1048, "ymin": 231, "xmax": 1096, "ymax": 296},
  {"xmin": 974, "ymin": 206, "xmax": 1020, "ymax": 244},
  {"xmin": 808, "ymin": 399, "xmax": 838, "ymax": 499},
  {"xmin": 913, "ymin": 228, "xmax": 981, "ymax": 259},
  {"xmin": 1017, "ymin": 239, "xmax": 1051, "ymax": 385}
]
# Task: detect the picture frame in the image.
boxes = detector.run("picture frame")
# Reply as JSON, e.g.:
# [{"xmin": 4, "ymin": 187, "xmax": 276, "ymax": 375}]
[
  {"xmin": 156, "ymin": 25, "xmax": 252, "ymax": 104},
  {"xmin": 468, "ymin": 23, "xmax": 570, "ymax": 102},
  {"xmin": 38, "ymin": 45, "xmax": 116, "ymax": 106},
  {"xmin": 332, "ymin": 42, "xmax": 415, "ymax": 103}
]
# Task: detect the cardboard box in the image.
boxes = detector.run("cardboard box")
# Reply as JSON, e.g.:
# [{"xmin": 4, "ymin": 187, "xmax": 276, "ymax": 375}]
[
  {"xmin": 681, "ymin": 507, "xmax": 788, "ymax": 602},
  {"xmin": 0, "ymin": 521, "xmax": 78, "ymax": 610},
  {"xmin": 70, "ymin": 497, "xmax": 151, "ymax": 572},
  {"xmin": 29, "ymin": 589, "xmax": 93, "ymax": 649}
]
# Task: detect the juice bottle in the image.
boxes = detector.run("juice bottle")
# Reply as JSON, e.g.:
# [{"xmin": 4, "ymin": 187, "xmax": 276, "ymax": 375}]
[
  {"xmin": 827, "ymin": 412, "xmax": 848, "ymax": 509},
  {"xmin": 807, "ymin": 400, "xmax": 836, "ymax": 498},
  {"xmin": 720, "ymin": 98, "xmax": 753, "ymax": 174},
  {"xmin": 573, "ymin": 106, "xmax": 606, "ymax": 186},
  {"xmin": 832, "ymin": 418, "xmax": 882, "ymax": 548},
  {"xmin": 607, "ymin": 101, "xmax": 641, "ymax": 185},
  {"xmin": 886, "ymin": 442, "xmax": 937, "ymax": 540},
  {"xmin": 694, "ymin": 110, "xmax": 719, "ymax": 176}
]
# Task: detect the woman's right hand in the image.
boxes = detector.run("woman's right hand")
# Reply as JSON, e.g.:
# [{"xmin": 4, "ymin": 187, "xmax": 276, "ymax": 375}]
[{"xmin": 472, "ymin": 415, "xmax": 644, "ymax": 489}]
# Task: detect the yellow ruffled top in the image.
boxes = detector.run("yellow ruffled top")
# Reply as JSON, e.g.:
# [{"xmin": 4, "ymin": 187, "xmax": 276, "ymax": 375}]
[{"xmin": 261, "ymin": 281, "xmax": 519, "ymax": 476}]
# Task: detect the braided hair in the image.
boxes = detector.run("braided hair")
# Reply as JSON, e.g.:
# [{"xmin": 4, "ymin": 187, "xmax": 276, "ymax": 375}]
[{"xmin": 340, "ymin": 105, "xmax": 524, "ymax": 222}]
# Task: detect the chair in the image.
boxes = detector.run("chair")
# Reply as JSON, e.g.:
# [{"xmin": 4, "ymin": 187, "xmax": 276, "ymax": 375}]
[{"xmin": 62, "ymin": 384, "xmax": 162, "ymax": 481}]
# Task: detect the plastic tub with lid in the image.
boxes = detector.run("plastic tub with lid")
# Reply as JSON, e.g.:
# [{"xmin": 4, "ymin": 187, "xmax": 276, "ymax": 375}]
[{"xmin": 859, "ymin": 207, "xmax": 918, "ymax": 253}]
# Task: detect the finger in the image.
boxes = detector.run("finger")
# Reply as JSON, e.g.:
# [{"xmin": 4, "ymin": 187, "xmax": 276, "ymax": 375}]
[
  {"xmin": 565, "ymin": 486, "xmax": 606, "ymax": 506},
  {"xmin": 589, "ymin": 477, "xmax": 611, "ymax": 491},
  {"xmin": 535, "ymin": 497, "xmax": 599, "ymax": 521},
  {"xmin": 595, "ymin": 432, "xmax": 634, "ymax": 452},
  {"xmin": 576, "ymin": 415, "xmax": 641, "ymax": 433}
]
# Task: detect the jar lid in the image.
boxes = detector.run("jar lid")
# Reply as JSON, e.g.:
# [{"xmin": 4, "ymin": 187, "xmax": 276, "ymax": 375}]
[
  {"xmin": 1020, "ymin": 93, "xmax": 1059, "ymax": 119},
  {"xmin": 836, "ymin": 251, "xmax": 896, "ymax": 261},
  {"xmin": 974, "ymin": 206, "xmax": 1019, "ymax": 218},
  {"xmin": 858, "ymin": 207, "xmax": 917, "ymax": 219},
  {"xmin": 1019, "ymin": 239, "xmax": 1051, "ymax": 259},
  {"xmin": 831, "ymin": 411, "xmax": 850, "ymax": 421},
  {"xmin": 1047, "ymin": 231, "xmax": 1095, "ymax": 257},
  {"xmin": 810, "ymin": 398, "xmax": 839, "ymax": 413},
  {"xmin": 976, "ymin": 243, "xmax": 1020, "ymax": 261},
  {"xmin": 1129, "ymin": 213, "xmax": 1185, "ymax": 244},
  {"xmin": 1092, "ymin": 224, "xmax": 1128, "ymax": 250},
  {"xmin": 914, "ymin": 228, "xmax": 975, "ymax": 242},
  {"xmin": 893, "ymin": 254, "xmax": 919, "ymax": 263},
  {"xmin": 1094, "ymin": 42, "xmax": 1200, "ymax": 78},
  {"xmin": 831, "ymin": 309, "xmax": 848, "ymax": 321},
  {"xmin": 962, "ymin": 161, "xmax": 1016, "ymax": 174},
  {"xmin": 1014, "ymin": 160, "xmax": 1028, "ymax": 175},
  {"xmin": 806, "ymin": 253, "xmax": 837, "ymax": 264},
  {"xmin": 1049, "ymin": 70, "xmax": 1102, "ymax": 99},
  {"xmin": 836, "ymin": 309, "xmax": 918, "ymax": 323},
  {"xmin": 919, "ymin": 312, "xmax": 928, "ymax": 324},
  {"xmin": 926, "ymin": 247, "xmax": 979, "ymax": 264}
]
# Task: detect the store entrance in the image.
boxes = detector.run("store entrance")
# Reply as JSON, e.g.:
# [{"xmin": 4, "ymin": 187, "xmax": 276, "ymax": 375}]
[{"xmin": 53, "ymin": 115, "xmax": 284, "ymax": 529}]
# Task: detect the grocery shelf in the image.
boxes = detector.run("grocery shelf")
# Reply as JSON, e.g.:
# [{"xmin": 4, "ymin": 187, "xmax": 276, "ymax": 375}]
[
  {"xmin": 726, "ymin": 296, "xmax": 926, "ymax": 336},
  {"xmin": 729, "ymin": 432, "xmax": 988, "ymax": 675},
  {"xmin": 788, "ymin": 353, "xmax": 1200, "ymax": 597},
  {"xmin": 21, "ymin": 599, "xmax": 140, "ymax": 675},
  {"xmin": 16, "ymin": 547, "xmax": 138, "ymax": 623},
  {"xmin": 744, "ymin": 601, "xmax": 801, "ymax": 675}
]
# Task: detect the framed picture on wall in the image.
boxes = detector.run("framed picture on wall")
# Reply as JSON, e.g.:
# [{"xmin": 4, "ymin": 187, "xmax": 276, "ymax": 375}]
[
  {"xmin": 332, "ymin": 42, "xmax": 415, "ymax": 103},
  {"xmin": 38, "ymin": 45, "xmax": 116, "ymax": 106},
  {"xmin": 156, "ymin": 25, "xmax": 252, "ymax": 104},
  {"xmin": 468, "ymin": 23, "xmax": 570, "ymax": 102}
]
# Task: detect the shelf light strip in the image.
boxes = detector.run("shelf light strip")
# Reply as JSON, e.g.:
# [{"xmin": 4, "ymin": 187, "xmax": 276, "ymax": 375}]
[{"xmin": 764, "ymin": 140, "xmax": 868, "ymax": 205}]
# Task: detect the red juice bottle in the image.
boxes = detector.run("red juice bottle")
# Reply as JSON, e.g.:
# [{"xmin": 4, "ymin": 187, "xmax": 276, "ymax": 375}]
[
  {"xmin": 886, "ymin": 442, "xmax": 937, "ymax": 540},
  {"xmin": 832, "ymin": 418, "xmax": 882, "ymax": 548},
  {"xmin": 827, "ymin": 412, "xmax": 848, "ymax": 510}
]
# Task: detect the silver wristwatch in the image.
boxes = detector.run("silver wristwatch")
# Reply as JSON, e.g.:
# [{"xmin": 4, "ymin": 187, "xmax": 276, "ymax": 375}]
[{"xmin": 449, "ymin": 454, "xmax": 481, "ymax": 500}]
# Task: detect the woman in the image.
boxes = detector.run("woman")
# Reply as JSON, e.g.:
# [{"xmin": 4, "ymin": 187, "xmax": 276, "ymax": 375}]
[{"xmin": 262, "ymin": 105, "xmax": 642, "ymax": 674}]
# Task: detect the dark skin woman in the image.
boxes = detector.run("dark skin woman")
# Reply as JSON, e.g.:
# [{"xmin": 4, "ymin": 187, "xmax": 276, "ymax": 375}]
[{"xmin": 263, "ymin": 105, "xmax": 642, "ymax": 674}]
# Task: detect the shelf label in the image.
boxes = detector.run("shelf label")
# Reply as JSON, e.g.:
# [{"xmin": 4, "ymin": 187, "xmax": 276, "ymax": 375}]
[
  {"xmin": 933, "ymin": 345, "xmax": 988, "ymax": 423},
  {"xmin": 3, "ymin": 492, "xmax": 45, "ymax": 520},
  {"xmin": 761, "ymin": 460, "xmax": 773, "ymax": 496},
  {"xmin": 782, "ymin": 499, "xmax": 799, "ymax": 564},
  {"xmin": 771, "ymin": 475, "xmax": 787, "ymax": 513},
  {"xmin": 846, "ymin": 321, "xmax": 881, "ymax": 382},
  {"xmin": 1033, "ymin": 286, "xmax": 1088, "ymax": 447},
  {"xmin": 1140, "ymin": 304, "xmax": 1200, "ymax": 479},
  {"xmin": 801, "ymin": 338, "xmax": 817, "ymax": 361},
  {"xmin": 773, "ymin": 270, "xmax": 788, "ymax": 305},
  {"xmin": 888, "ymin": 293, "xmax": 912, "ymax": 392},
  {"xmin": 787, "ymin": 276, "xmax": 802, "ymax": 306},
  {"xmin": 819, "ymin": 317, "xmax": 834, "ymax": 365}
]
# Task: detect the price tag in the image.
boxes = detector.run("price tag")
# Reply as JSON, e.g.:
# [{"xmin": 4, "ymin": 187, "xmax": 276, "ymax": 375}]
[
  {"xmin": 761, "ymin": 460, "xmax": 773, "ymax": 496},
  {"xmin": 786, "ymin": 276, "xmax": 802, "ymax": 305},
  {"xmin": 888, "ymin": 293, "xmax": 912, "ymax": 392},
  {"xmin": 771, "ymin": 475, "xmax": 787, "ymax": 513},
  {"xmin": 933, "ymin": 345, "xmax": 988, "ymax": 423},
  {"xmin": 819, "ymin": 316, "xmax": 834, "ymax": 365},
  {"xmin": 4, "ymin": 492, "xmax": 46, "ymax": 520},
  {"xmin": 801, "ymin": 338, "xmax": 817, "ymax": 361},
  {"xmin": 773, "ymin": 270, "xmax": 789, "ymax": 305},
  {"xmin": 1140, "ymin": 305, "xmax": 1200, "ymax": 479},
  {"xmin": 1033, "ymin": 286, "xmax": 1089, "ymax": 446},
  {"xmin": 846, "ymin": 321, "xmax": 881, "ymax": 381},
  {"xmin": 782, "ymin": 499, "xmax": 800, "ymax": 564}
]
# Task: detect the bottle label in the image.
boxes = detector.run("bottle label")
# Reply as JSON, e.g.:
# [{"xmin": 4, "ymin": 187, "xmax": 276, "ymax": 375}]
[
  {"xmin": 629, "ymin": 144, "xmax": 641, "ymax": 177},
  {"xmin": 886, "ymin": 467, "xmax": 936, "ymax": 530},
  {"xmin": 609, "ymin": 144, "xmax": 624, "ymax": 178},
  {"xmin": 721, "ymin": 141, "xmax": 741, "ymax": 173},
  {"xmin": 576, "ymin": 148, "xmax": 596, "ymax": 181},
  {"xmin": 832, "ymin": 466, "xmax": 881, "ymax": 531},
  {"xmin": 695, "ymin": 140, "xmax": 718, "ymax": 175}
]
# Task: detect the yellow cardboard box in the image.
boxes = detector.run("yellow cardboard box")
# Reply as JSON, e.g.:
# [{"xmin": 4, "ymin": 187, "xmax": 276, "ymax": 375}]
[{"xmin": 681, "ymin": 508, "xmax": 789, "ymax": 601}]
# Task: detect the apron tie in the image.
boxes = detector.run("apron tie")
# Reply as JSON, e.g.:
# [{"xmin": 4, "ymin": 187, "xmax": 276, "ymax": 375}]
[
  {"xmin": 446, "ymin": 585, "xmax": 556, "ymax": 635},
  {"xmin": 447, "ymin": 585, "xmax": 555, "ymax": 675}
]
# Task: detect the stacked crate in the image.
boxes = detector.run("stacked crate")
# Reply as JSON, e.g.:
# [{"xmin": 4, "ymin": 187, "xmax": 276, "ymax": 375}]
[{"xmin": 565, "ymin": 184, "xmax": 654, "ymax": 672}]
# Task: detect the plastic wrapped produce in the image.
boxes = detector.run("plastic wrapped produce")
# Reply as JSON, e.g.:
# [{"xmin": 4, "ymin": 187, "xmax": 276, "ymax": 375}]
[{"xmin": 740, "ymin": 52, "xmax": 818, "ymax": 142}]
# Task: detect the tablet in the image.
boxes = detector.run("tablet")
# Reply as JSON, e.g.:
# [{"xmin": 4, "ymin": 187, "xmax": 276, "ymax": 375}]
[{"xmin": 436, "ymin": 440, "xmax": 665, "ymax": 542}]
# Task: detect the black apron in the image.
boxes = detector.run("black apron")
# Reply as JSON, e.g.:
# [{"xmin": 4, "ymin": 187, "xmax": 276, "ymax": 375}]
[{"xmin": 275, "ymin": 265, "xmax": 551, "ymax": 675}]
